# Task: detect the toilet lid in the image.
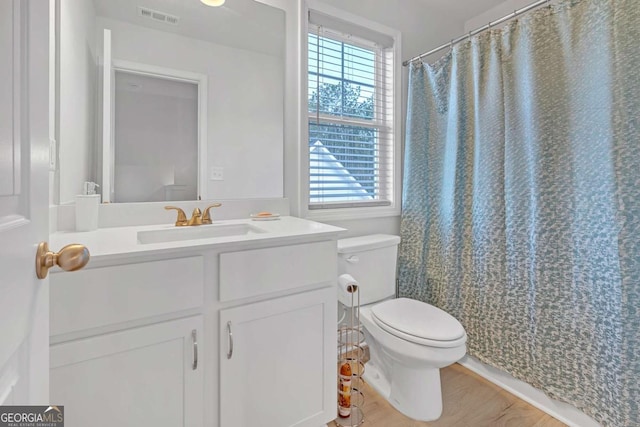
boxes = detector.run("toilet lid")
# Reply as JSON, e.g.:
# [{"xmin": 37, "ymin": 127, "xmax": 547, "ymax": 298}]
[{"xmin": 371, "ymin": 298, "xmax": 466, "ymax": 345}]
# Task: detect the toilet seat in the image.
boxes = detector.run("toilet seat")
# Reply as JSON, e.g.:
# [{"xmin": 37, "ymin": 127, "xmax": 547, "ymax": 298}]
[{"xmin": 371, "ymin": 298, "xmax": 467, "ymax": 348}]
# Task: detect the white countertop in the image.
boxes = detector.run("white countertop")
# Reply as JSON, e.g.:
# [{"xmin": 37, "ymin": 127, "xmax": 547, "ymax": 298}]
[{"xmin": 50, "ymin": 216, "xmax": 346, "ymax": 263}]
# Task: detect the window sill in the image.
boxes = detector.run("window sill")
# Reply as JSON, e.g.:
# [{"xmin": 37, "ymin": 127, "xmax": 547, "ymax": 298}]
[{"xmin": 304, "ymin": 204, "xmax": 400, "ymax": 222}]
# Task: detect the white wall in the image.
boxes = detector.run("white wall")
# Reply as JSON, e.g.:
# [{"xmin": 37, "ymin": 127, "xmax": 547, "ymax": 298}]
[
  {"xmin": 97, "ymin": 17, "xmax": 284, "ymax": 201},
  {"xmin": 317, "ymin": 0, "xmax": 466, "ymax": 62},
  {"xmin": 58, "ymin": 0, "xmax": 97, "ymax": 204},
  {"xmin": 303, "ymin": 0, "xmax": 466, "ymax": 238},
  {"xmin": 464, "ymin": 0, "xmax": 537, "ymax": 31}
]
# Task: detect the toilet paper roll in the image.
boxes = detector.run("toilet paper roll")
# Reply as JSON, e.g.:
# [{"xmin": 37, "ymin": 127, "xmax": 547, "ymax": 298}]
[{"xmin": 338, "ymin": 274, "xmax": 359, "ymax": 306}]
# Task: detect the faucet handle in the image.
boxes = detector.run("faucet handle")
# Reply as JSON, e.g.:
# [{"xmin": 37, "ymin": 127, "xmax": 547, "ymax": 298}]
[
  {"xmin": 202, "ymin": 203, "xmax": 222, "ymax": 224},
  {"xmin": 165, "ymin": 206, "xmax": 188, "ymax": 226}
]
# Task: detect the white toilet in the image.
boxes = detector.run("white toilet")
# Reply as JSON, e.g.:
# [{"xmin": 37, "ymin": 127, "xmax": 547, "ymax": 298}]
[{"xmin": 338, "ymin": 234, "xmax": 467, "ymax": 421}]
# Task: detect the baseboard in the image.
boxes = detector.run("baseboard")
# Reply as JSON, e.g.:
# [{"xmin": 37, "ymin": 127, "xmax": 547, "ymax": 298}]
[{"xmin": 459, "ymin": 356, "xmax": 601, "ymax": 427}]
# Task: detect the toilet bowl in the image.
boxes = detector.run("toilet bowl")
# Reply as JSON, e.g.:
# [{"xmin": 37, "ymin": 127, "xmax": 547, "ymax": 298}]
[
  {"xmin": 359, "ymin": 298, "xmax": 466, "ymax": 421},
  {"xmin": 337, "ymin": 235, "xmax": 467, "ymax": 421}
]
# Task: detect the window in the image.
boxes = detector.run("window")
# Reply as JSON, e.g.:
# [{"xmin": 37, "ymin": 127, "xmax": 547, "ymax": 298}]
[{"xmin": 307, "ymin": 11, "xmax": 397, "ymax": 211}]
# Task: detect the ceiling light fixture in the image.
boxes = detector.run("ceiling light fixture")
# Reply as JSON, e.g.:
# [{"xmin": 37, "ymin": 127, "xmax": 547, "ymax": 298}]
[{"xmin": 200, "ymin": 0, "xmax": 225, "ymax": 6}]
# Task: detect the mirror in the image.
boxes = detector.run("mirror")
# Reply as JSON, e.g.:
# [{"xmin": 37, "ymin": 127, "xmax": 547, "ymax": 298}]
[{"xmin": 56, "ymin": 0, "xmax": 285, "ymax": 204}]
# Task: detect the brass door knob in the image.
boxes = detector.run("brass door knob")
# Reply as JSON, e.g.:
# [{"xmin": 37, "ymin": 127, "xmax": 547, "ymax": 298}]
[{"xmin": 36, "ymin": 242, "xmax": 90, "ymax": 279}]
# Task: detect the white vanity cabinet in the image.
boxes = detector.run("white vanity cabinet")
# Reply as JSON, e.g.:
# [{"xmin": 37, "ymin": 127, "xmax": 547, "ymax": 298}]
[
  {"xmin": 49, "ymin": 256, "xmax": 206, "ymax": 427},
  {"xmin": 218, "ymin": 241, "xmax": 338, "ymax": 427},
  {"xmin": 50, "ymin": 316, "xmax": 204, "ymax": 427},
  {"xmin": 49, "ymin": 217, "xmax": 342, "ymax": 427}
]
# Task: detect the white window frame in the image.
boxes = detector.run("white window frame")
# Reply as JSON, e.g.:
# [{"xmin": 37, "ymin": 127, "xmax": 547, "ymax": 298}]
[{"xmin": 301, "ymin": 0, "xmax": 402, "ymax": 221}]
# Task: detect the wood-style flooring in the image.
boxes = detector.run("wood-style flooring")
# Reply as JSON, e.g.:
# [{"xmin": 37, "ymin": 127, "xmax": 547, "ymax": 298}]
[{"xmin": 329, "ymin": 363, "xmax": 567, "ymax": 427}]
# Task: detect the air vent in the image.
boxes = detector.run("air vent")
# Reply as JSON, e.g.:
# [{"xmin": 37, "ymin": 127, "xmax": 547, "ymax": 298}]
[{"xmin": 137, "ymin": 6, "xmax": 179, "ymax": 26}]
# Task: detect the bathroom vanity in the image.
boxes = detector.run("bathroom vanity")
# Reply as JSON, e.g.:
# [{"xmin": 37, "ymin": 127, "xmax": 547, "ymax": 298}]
[{"xmin": 48, "ymin": 216, "xmax": 344, "ymax": 427}]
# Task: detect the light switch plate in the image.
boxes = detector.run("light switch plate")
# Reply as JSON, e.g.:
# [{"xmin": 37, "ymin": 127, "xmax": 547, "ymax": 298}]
[{"xmin": 210, "ymin": 166, "xmax": 224, "ymax": 181}]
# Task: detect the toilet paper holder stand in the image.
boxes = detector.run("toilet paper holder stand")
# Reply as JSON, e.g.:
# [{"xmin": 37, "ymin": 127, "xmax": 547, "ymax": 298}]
[{"xmin": 336, "ymin": 274, "xmax": 365, "ymax": 427}]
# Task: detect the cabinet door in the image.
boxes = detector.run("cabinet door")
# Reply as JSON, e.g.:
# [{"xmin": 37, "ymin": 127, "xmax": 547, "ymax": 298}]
[
  {"xmin": 50, "ymin": 316, "xmax": 204, "ymax": 427},
  {"xmin": 220, "ymin": 287, "xmax": 337, "ymax": 427}
]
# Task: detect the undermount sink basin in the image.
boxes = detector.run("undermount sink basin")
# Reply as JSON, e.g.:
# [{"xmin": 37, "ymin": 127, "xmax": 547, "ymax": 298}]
[{"xmin": 137, "ymin": 223, "xmax": 267, "ymax": 244}]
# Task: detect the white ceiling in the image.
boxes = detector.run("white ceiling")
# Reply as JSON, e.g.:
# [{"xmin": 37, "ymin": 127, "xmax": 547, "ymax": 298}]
[
  {"xmin": 416, "ymin": 0, "xmax": 508, "ymax": 23},
  {"xmin": 93, "ymin": 0, "xmax": 512, "ymax": 58},
  {"xmin": 93, "ymin": 0, "xmax": 285, "ymax": 57}
]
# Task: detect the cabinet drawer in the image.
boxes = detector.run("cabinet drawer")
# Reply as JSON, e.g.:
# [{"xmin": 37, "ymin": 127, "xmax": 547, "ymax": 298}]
[
  {"xmin": 51, "ymin": 256, "xmax": 204, "ymax": 337},
  {"xmin": 219, "ymin": 241, "xmax": 336, "ymax": 301}
]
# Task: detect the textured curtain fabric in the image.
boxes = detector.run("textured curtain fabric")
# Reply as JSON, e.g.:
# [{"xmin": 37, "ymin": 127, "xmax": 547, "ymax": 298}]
[{"xmin": 398, "ymin": 1, "xmax": 639, "ymax": 425}]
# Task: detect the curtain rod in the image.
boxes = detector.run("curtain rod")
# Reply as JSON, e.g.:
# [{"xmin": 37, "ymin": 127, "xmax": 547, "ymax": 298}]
[{"xmin": 403, "ymin": 0, "xmax": 551, "ymax": 66}]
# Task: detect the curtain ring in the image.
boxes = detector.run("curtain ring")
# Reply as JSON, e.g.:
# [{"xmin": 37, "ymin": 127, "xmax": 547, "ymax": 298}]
[
  {"xmin": 468, "ymin": 31, "xmax": 472, "ymax": 42},
  {"xmin": 449, "ymin": 39, "xmax": 454, "ymax": 51}
]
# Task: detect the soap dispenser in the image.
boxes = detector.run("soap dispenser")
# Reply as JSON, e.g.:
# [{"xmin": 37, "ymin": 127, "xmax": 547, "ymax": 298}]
[{"xmin": 76, "ymin": 182, "xmax": 100, "ymax": 231}]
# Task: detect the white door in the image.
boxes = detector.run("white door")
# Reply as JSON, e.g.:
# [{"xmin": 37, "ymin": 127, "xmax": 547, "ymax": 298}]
[{"xmin": 0, "ymin": 0, "xmax": 51, "ymax": 404}]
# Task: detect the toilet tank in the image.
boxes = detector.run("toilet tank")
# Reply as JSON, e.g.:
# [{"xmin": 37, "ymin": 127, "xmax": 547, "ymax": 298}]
[{"xmin": 337, "ymin": 234, "xmax": 401, "ymax": 306}]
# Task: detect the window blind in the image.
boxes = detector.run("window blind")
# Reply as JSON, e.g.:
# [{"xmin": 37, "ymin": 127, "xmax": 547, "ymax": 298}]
[{"xmin": 308, "ymin": 18, "xmax": 395, "ymax": 209}]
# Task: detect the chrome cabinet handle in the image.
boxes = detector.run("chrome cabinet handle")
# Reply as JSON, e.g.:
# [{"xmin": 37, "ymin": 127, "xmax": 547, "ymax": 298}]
[
  {"xmin": 192, "ymin": 329, "xmax": 198, "ymax": 370},
  {"xmin": 226, "ymin": 321, "xmax": 234, "ymax": 359}
]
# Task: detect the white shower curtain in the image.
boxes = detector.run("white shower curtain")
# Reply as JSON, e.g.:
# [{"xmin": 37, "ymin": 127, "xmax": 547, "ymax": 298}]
[{"xmin": 399, "ymin": 1, "xmax": 639, "ymax": 426}]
